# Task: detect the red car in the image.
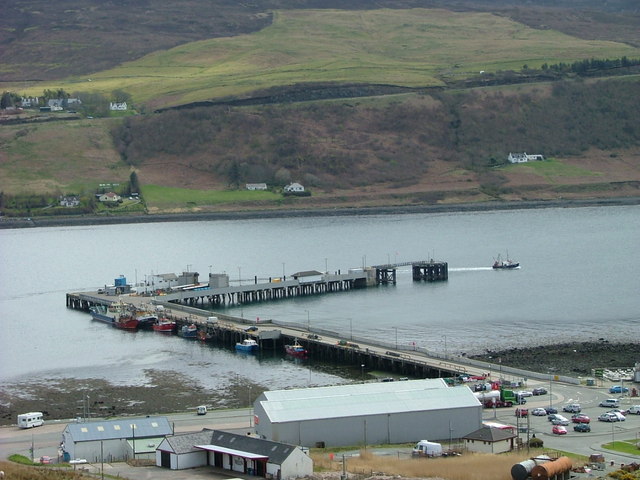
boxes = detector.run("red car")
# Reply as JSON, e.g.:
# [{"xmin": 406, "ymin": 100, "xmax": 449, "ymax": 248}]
[
  {"xmin": 515, "ymin": 408, "xmax": 528, "ymax": 417},
  {"xmin": 571, "ymin": 414, "xmax": 590, "ymax": 424},
  {"xmin": 552, "ymin": 425, "xmax": 568, "ymax": 435}
]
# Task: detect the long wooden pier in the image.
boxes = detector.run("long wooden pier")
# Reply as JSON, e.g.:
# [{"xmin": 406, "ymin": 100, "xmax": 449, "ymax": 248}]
[{"xmin": 66, "ymin": 259, "xmax": 453, "ymax": 378}]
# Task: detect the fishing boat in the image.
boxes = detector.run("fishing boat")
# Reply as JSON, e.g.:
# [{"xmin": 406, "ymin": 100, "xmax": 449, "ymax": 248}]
[
  {"xmin": 178, "ymin": 324, "xmax": 198, "ymax": 338},
  {"xmin": 492, "ymin": 253, "xmax": 520, "ymax": 269},
  {"xmin": 198, "ymin": 329, "xmax": 215, "ymax": 342},
  {"xmin": 135, "ymin": 310, "xmax": 158, "ymax": 330},
  {"xmin": 235, "ymin": 338, "xmax": 259, "ymax": 352},
  {"xmin": 89, "ymin": 300, "xmax": 139, "ymax": 330},
  {"xmin": 152, "ymin": 318, "xmax": 176, "ymax": 333},
  {"xmin": 285, "ymin": 340, "xmax": 308, "ymax": 358}
]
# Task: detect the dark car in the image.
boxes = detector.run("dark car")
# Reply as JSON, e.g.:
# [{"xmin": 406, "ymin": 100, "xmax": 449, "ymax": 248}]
[
  {"xmin": 574, "ymin": 423, "xmax": 591, "ymax": 432},
  {"xmin": 532, "ymin": 387, "xmax": 548, "ymax": 395},
  {"xmin": 245, "ymin": 326, "xmax": 258, "ymax": 332},
  {"xmin": 545, "ymin": 407, "xmax": 558, "ymax": 415}
]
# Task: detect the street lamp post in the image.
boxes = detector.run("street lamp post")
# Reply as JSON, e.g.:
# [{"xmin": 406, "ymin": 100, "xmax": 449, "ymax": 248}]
[
  {"xmin": 282, "ymin": 262, "xmax": 285, "ymax": 280},
  {"xmin": 361, "ymin": 364, "xmax": 365, "ymax": 383},
  {"xmin": 350, "ymin": 318, "xmax": 353, "ymax": 340},
  {"xmin": 238, "ymin": 267, "xmax": 242, "ymax": 286},
  {"xmin": 443, "ymin": 335, "xmax": 448, "ymax": 359},
  {"xmin": 306, "ymin": 310, "xmax": 310, "ymax": 331},
  {"xmin": 394, "ymin": 327, "xmax": 398, "ymax": 350}
]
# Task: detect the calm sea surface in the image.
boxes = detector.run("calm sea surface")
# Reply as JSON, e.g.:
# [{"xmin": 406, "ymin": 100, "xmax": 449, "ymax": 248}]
[{"xmin": 1, "ymin": 205, "xmax": 638, "ymax": 393}]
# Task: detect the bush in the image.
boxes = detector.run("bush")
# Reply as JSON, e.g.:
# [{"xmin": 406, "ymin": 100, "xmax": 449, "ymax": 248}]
[{"xmin": 529, "ymin": 437, "xmax": 544, "ymax": 448}]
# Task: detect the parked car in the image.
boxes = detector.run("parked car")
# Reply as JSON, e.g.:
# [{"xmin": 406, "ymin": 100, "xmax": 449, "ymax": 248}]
[
  {"xmin": 598, "ymin": 413, "xmax": 619, "ymax": 422},
  {"xmin": 627, "ymin": 405, "xmax": 640, "ymax": 415},
  {"xmin": 551, "ymin": 415, "xmax": 570, "ymax": 426},
  {"xmin": 516, "ymin": 390, "xmax": 533, "ymax": 398},
  {"xmin": 532, "ymin": 387, "xmax": 548, "ymax": 395},
  {"xmin": 552, "ymin": 425, "xmax": 568, "ymax": 435},
  {"xmin": 574, "ymin": 423, "xmax": 591, "ymax": 433},
  {"xmin": 532, "ymin": 407, "xmax": 548, "ymax": 416},
  {"xmin": 40, "ymin": 456, "xmax": 53, "ymax": 464},
  {"xmin": 571, "ymin": 414, "xmax": 590, "ymax": 424},
  {"xmin": 599, "ymin": 399, "xmax": 620, "ymax": 408},
  {"xmin": 563, "ymin": 404, "xmax": 581, "ymax": 413},
  {"xmin": 607, "ymin": 408, "xmax": 627, "ymax": 416},
  {"xmin": 515, "ymin": 408, "xmax": 528, "ymax": 418},
  {"xmin": 609, "ymin": 385, "xmax": 629, "ymax": 394},
  {"xmin": 607, "ymin": 411, "xmax": 626, "ymax": 422},
  {"xmin": 545, "ymin": 407, "xmax": 558, "ymax": 414}
]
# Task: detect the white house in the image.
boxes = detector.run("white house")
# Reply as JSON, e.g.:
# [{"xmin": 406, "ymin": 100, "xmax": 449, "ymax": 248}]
[
  {"xmin": 246, "ymin": 183, "xmax": 268, "ymax": 191},
  {"xmin": 110, "ymin": 102, "xmax": 128, "ymax": 111},
  {"xmin": 462, "ymin": 426, "xmax": 517, "ymax": 454},
  {"xmin": 507, "ymin": 152, "xmax": 545, "ymax": 163},
  {"xmin": 283, "ymin": 182, "xmax": 304, "ymax": 193},
  {"xmin": 59, "ymin": 195, "xmax": 80, "ymax": 207},
  {"xmin": 98, "ymin": 192, "xmax": 121, "ymax": 203},
  {"xmin": 156, "ymin": 429, "xmax": 313, "ymax": 480}
]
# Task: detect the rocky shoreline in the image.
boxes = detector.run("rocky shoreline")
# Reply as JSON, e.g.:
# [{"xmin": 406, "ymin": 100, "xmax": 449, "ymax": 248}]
[{"xmin": 1, "ymin": 341, "xmax": 637, "ymax": 427}]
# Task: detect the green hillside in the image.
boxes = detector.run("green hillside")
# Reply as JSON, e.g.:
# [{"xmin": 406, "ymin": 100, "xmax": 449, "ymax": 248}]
[{"xmin": 14, "ymin": 9, "xmax": 640, "ymax": 109}]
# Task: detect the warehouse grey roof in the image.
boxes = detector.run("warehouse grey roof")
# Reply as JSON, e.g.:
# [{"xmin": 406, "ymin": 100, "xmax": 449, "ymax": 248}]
[
  {"xmin": 259, "ymin": 379, "xmax": 480, "ymax": 423},
  {"xmin": 64, "ymin": 416, "xmax": 172, "ymax": 442},
  {"xmin": 463, "ymin": 426, "xmax": 516, "ymax": 442},
  {"xmin": 162, "ymin": 429, "xmax": 301, "ymax": 463}
]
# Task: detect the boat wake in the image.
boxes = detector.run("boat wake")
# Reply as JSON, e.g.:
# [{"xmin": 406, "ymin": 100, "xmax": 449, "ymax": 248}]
[{"xmin": 449, "ymin": 267, "xmax": 494, "ymax": 272}]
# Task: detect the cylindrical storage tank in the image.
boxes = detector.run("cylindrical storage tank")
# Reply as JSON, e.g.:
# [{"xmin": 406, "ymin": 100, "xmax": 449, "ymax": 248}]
[
  {"xmin": 511, "ymin": 459, "xmax": 536, "ymax": 480},
  {"xmin": 531, "ymin": 456, "xmax": 572, "ymax": 480},
  {"xmin": 511, "ymin": 456, "xmax": 552, "ymax": 480}
]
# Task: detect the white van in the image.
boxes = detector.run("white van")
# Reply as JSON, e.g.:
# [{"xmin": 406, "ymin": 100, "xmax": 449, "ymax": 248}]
[
  {"xmin": 626, "ymin": 405, "xmax": 640, "ymax": 415},
  {"xmin": 196, "ymin": 405, "xmax": 207, "ymax": 415},
  {"xmin": 412, "ymin": 440, "xmax": 443, "ymax": 457},
  {"xmin": 17, "ymin": 412, "xmax": 44, "ymax": 429}
]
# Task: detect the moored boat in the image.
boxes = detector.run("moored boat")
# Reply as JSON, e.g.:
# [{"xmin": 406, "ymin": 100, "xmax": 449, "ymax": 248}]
[
  {"xmin": 178, "ymin": 324, "xmax": 198, "ymax": 338},
  {"xmin": 235, "ymin": 338, "xmax": 259, "ymax": 352},
  {"xmin": 285, "ymin": 340, "xmax": 308, "ymax": 358},
  {"xmin": 90, "ymin": 301, "xmax": 139, "ymax": 330},
  {"xmin": 152, "ymin": 318, "xmax": 176, "ymax": 333},
  {"xmin": 492, "ymin": 253, "xmax": 520, "ymax": 269}
]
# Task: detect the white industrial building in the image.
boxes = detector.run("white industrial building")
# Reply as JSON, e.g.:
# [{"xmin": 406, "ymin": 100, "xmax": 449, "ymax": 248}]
[
  {"xmin": 156, "ymin": 429, "xmax": 313, "ymax": 479},
  {"xmin": 253, "ymin": 379, "xmax": 482, "ymax": 447},
  {"xmin": 61, "ymin": 416, "xmax": 173, "ymax": 462}
]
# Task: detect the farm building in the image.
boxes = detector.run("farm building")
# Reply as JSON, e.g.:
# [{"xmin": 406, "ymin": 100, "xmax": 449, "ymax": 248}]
[
  {"xmin": 61, "ymin": 416, "xmax": 172, "ymax": 462},
  {"xmin": 156, "ymin": 429, "xmax": 312, "ymax": 480},
  {"xmin": 253, "ymin": 379, "xmax": 482, "ymax": 447}
]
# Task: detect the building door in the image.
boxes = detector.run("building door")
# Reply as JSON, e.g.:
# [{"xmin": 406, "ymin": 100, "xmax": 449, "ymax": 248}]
[{"xmin": 160, "ymin": 451, "xmax": 171, "ymax": 468}]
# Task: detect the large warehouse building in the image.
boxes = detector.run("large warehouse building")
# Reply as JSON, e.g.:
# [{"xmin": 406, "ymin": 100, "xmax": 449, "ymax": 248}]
[{"xmin": 253, "ymin": 379, "xmax": 482, "ymax": 447}]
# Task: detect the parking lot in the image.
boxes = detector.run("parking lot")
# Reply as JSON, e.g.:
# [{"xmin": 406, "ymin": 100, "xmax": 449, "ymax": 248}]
[{"xmin": 486, "ymin": 380, "xmax": 640, "ymax": 465}]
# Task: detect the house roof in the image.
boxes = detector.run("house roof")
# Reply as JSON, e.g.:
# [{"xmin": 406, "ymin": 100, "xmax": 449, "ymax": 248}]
[
  {"xmin": 463, "ymin": 426, "xmax": 517, "ymax": 442},
  {"xmin": 64, "ymin": 416, "xmax": 172, "ymax": 442},
  {"xmin": 162, "ymin": 429, "xmax": 300, "ymax": 464},
  {"xmin": 258, "ymin": 379, "xmax": 480, "ymax": 423}
]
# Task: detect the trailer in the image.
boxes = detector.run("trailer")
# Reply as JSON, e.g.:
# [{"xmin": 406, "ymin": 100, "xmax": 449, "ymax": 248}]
[{"xmin": 17, "ymin": 412, "xmax": 44, "ymax": 429}]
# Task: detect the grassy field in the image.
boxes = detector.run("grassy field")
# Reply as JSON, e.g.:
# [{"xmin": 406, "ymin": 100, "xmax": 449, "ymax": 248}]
[
  {"xmin": 13, "ymin": 8, "xmax": 640, "ymax": 109},
  {"xmin": 141, "ymin": 184, "xmax": 281, "ymax": 210},
  {"xmin": 0, "ymin": 119, "xmax": 129, "ymax": 195}
]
